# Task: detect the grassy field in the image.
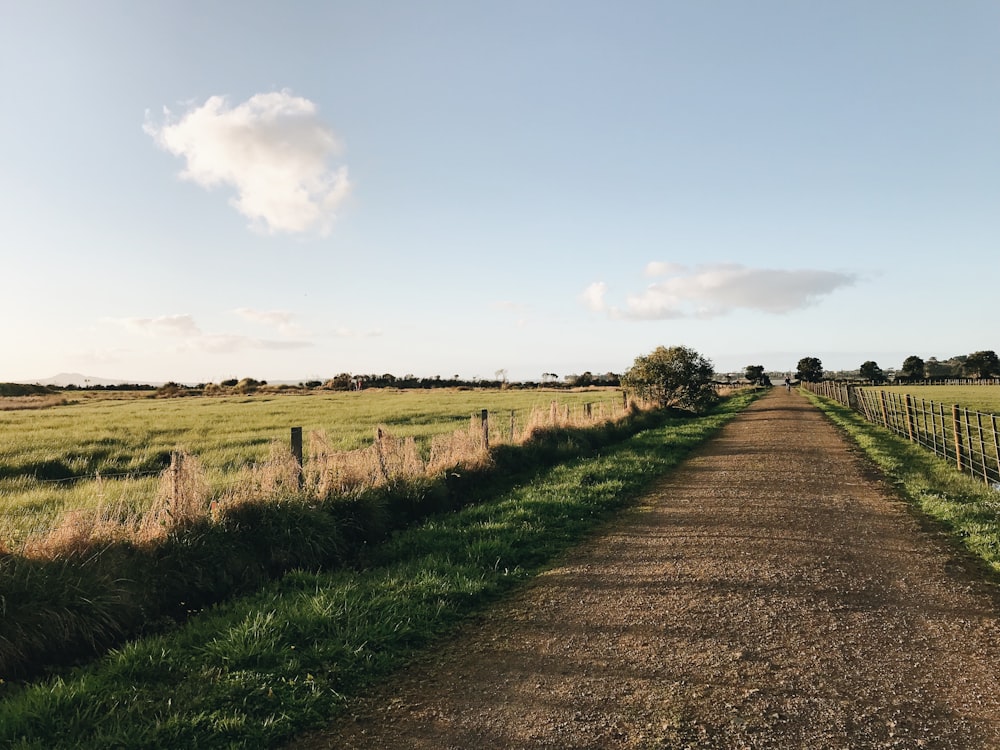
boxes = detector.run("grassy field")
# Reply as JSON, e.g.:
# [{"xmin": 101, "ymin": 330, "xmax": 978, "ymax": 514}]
[
  {"xmin": 868, "ymin": 385, "xmax": 1000, "ymax": 415},
  {"xmin": 0, "ymin": 388, "xmax": 624, "ymax": 541},
  {"xmin": 0, "ymin": 391, "xmax": 758, "ymax": 749}
]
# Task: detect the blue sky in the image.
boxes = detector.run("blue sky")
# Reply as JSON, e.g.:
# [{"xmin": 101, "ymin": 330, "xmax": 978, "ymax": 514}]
[{"xmin": 2, "ymin": 1, "xmax": 997, "ymax": 383}]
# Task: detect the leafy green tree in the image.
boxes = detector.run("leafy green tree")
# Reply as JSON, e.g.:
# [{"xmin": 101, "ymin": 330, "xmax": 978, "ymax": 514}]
[
  {"xmin": 621, "ymin": 345, "xmax": 719, "ymax": 413},
  {"xmin": 744, "ymin": 365, "xmax": 765, "ymax": 385},
  {"xmin": 900, "ymin": 355, "xmax": 925, "ymax": 381},
  {"xmin": 965, "ymin": 350, "xmax": 1000, "ymax": 379},
  {"xmin": 796, "ymin": 356, "xmax": 824, "ymax": 383},
  {"xmin": 858, "ymin": 361, "xmax": 886, "ymax": 383}
]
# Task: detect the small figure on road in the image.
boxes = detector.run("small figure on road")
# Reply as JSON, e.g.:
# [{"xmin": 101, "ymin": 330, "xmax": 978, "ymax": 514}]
[{"xmin": 784, "ymin": 377, "xmax": 792, "ymax": 392}]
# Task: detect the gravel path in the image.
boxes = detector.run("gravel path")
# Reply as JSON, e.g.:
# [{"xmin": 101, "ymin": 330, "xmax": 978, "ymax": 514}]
[{"xmin": 292, "ymin": 388, "xmax": 1000, "ymax": 749}]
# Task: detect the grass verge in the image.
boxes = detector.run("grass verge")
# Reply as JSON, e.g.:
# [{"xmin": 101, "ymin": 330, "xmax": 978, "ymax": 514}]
[
  {"xmin": 806, "ymin": 391, "xmax": 1000, "ymax": 575},
  {"xmin": 0, "ymin": 392, "xmax": 757, "ymax": 749}
]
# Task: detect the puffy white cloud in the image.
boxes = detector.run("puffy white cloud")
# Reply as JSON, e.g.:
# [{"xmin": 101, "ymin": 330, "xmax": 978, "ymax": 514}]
[
  {"xmin": 144, "ymin": 90, "xmax": 350, "ymax": 235},
  {"xmin": 584, "ymin": 263, "xmax": 858, "ymax": 320}
]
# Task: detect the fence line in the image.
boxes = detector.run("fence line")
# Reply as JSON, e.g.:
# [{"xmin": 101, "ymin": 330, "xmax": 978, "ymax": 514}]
[
  {"xmin": 804, "ymin": 382, "xmax": 1000, "ymax": 489},
  {"xmin": 2, "ymin": 398, "xmax": 632, "ymax": 544}
]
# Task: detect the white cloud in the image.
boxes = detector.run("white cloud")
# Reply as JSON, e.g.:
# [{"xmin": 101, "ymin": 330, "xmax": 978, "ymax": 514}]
[
  {"xmin": 190, "ymin": 334, "xmax": 311, "ymax": 354},
  {"xmin": 232, "ymin": 307, "xmax": 304, "ymax": 336},
  {"xmin": 579, "ymin": 282, "xmax": 608, "ymax": 312},
  {"xmin": 584, "ymin": 263, "xmax": 858, "ymax": 320},
  {"xmin": 115, "ymin": 314, "xmax": 312, "ymax": 353},
  {"xmin": 123, "ymin": 314, "xmax": 202, "ymax": 337},
  {"xmin": 643, "ymin": 261, "xmax": 686, "ymax": 277},
  {"xmin": 144, "ymin": 90, "xmax": 350, "ymax": 235}
]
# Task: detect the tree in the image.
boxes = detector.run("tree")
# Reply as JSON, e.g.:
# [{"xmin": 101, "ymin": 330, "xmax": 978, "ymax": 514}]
[
  {"xmin": 796, "ymin": 357, "xmax": 824, "ymax": 383},
  {"xmin": 858, "ymin": 360, "xmax": 886, "ymax": 383},
  {"xmin": 621, "ymin": 345, "xmax": 718, "ymax": 413},
  {"xmin": 900, "ymin": 355, "xmax": 925, "ymax": 381},
  {"xmin": 744, "ymin": 365, "xmax": 765, "ymax": 385},
  {"xmin": 965, "ymin": 350, "xmax": 1000, "ymax": 379}
]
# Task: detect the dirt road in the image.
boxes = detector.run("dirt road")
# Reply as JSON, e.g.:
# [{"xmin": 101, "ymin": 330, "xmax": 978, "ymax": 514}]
[{"xmin": 292, "ymin": 388, "xmax": 1000, "ymax": 748}]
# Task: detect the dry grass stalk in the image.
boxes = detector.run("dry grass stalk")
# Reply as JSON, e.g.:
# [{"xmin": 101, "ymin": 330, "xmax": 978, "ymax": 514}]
[
  {"xmin": 427, "ymin": 421, "xmax": 490, "ymax": 473},
  {"xmin": 215, "ymin": 442, "xmax": 303, "ymax": 510},
  {"xmin": 139, "ymin": 451, "xmax": 210, "ymax": 543},
  {"xmin": 21, "ymin": 492, "xmax": 136, "ymax": 559}
]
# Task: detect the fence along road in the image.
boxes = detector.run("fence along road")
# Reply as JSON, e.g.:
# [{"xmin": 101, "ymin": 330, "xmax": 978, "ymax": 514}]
[
  {"xmin": 291, "ymin": 387, "xmax": 1000, "ymax": 749},
  {"xmin": 806, "ymin": 381, "xmax": 1000, "ymax": 488}
]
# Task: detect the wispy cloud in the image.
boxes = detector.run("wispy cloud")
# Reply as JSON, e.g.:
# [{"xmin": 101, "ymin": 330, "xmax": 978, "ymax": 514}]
[
  {"xmin": 232, "ymin": 307, "xmax": 304, "ymax": 336},
  {"xmin": 144, "ymin": 90, "xmax": 350, "ymax": 235},
  {"xmin": 332, "ymin": 327, "xmax": 383, "ymax": 339},
  {"xmin": 116, "ymin": 314, "xmax": 312, "ymax": 353},
  {"xmin": 584, "ymin": 263, "xmax": 858, "ymax": 320},
  {"xmin": 122, "ymin": 314, "xmax": 201, "ymax": 337}
]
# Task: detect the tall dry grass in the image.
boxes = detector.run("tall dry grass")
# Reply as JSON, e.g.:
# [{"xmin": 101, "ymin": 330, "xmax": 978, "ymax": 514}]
[{"xmin": 12, "ymin": 399, "xmax": 633, "ymax": 560}]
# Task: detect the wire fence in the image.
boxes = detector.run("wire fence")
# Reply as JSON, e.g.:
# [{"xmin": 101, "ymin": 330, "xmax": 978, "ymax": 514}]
[
  {"xmin": 804, "ymin": 382, "xmax": 1000, "ymax": 489},
  {"xmin": 1, "ymin": 397, "xmax": 635, "ymax": 548}
]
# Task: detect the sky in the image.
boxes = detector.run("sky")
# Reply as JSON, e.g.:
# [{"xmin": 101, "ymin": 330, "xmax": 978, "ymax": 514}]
[{"xmin": 1, "ymin": 1, "xmax": 998, "ymax": 384}]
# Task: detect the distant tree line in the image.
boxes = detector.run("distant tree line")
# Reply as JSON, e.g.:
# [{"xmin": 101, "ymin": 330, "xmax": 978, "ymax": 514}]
[
  {"xmin": 790, "ymin": 350, "xmax": 1000, "ymax": 384},
  {"xmin": 147, "ymin": 372, "xmax": 623, "ymax": 397}
]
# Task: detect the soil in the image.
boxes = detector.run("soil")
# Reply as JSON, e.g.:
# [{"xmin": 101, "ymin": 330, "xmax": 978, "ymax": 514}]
[{"xmin": 290, "ymin": 388, "xmax": 1000, "ymax": 749}]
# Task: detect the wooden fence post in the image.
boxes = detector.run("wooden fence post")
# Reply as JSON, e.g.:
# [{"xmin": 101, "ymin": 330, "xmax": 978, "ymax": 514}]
[
  {"xmin": 938, "ymin": 403, "xmax": 948, "ymax": 462},
  {"xmin": 290, "ymin": 427, "xmax": 304, "ymax": 489},
  {"xmin": 963, "ymin": 408, "xmax": 975, "ymax": 480},
  {"xmin": 879, "ymin": 391, "xmax": 890, "ymax": 429},
  {"xmin": 481, "ymin": 409, "xmax": 489, "ymax": 450},
  {"xmin": 976, "ymin": 412, "xmax": 987, "ymax": 483},
  {"xmin": 992, "ymin": 415, "xmax": 1000, "ymax": 484},
  {"xmin": 904, "ymin": 394, "xmax": 915, "ymax": 442},
  {"xmin": 952, "ymin": 405, "xmax": 964, "ymax": 472},
  {"xmin": 374, "ymin": 427, "xmax": 390, "ymax": 483},
  {"xmin": 170, "ymin": 450, "xmax": 181, "ymax": 510},
  {"xmin": 510, "ymin": 410, "xmax": 516, "ymax": 442}
]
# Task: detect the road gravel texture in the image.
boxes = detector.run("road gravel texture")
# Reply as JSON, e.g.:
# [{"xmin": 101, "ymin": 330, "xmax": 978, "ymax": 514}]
[{"xmin": 292, "ymin": 388, "xmax": 1000, "ymax": 749}]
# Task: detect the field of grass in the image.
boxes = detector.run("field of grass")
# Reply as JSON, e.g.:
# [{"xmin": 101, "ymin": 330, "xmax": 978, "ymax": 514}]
[
  {"xmin": 869, "ymin": 384, "xmax": 1000, "ymax": 415},
  {"xmin": 0, "ymin": 388, "xmax": 624, "ymax": 541},
  {"xmin": 0, "ymin": 390, "xmax": 758, "ymax": 749}
]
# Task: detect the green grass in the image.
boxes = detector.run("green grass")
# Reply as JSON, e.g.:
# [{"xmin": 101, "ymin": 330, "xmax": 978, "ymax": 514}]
[
  {"xmin": 0, "ymin": 388, "xmax": 623, "ymax": 536},
  {"xmin": 869, "ymin": 385, "xmax": 1000, "ymax": 415},
  {"xmin": 0, "ymin": 391, "xmax": 758, "ymax": 749},
  {"xmin": 807, "ymin": 391, "xmax": 1000, "ymax": 575}
]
